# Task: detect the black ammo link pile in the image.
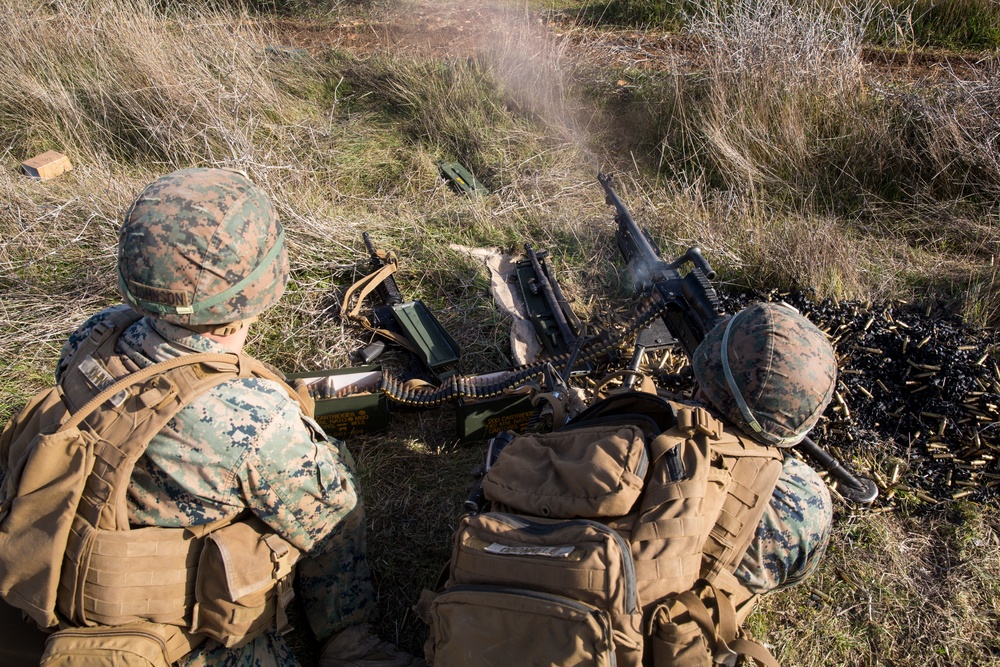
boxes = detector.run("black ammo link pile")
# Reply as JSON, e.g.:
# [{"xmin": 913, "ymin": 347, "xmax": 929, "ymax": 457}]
[{"xmin": 727, "ymin": 291, "xmax": 999, "ymax": 507}]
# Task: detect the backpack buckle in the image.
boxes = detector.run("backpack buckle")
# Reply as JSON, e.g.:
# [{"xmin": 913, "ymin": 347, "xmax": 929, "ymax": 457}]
[
  {"xmin": 677, "ymin": 407, "xmax": 721, "ymax": 439},
  {"xmin": 138, "ymin": 375, "xmax": 179, "ymax": 410}
]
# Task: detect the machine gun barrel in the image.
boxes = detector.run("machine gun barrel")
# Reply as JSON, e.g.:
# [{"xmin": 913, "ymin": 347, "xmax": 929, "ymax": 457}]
[
  {"xmin": 600, "ymin": 172, "xmax": 725, "ymax": 358},
  {"xmin": 599, "ymin": 172, "xmax": 668, "ymax": 291}
]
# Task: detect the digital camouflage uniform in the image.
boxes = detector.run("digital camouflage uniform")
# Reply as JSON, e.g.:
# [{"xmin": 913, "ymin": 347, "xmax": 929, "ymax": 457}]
[
  {"xmin": 734, "ymin": 457, "xmax": 832, "ymax": 594},
  {"xmin": 56, "ymin": 307, "xmax": 376, "ymax": 667},
  {"xmin": 693, "ymin": 302, "xmax": 837, "ymax": 595}
]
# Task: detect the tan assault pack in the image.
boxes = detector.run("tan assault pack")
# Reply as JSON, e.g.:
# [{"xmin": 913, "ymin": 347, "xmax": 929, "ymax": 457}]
[
  {"xmin": 416, "ymin": 393, "xmax": 783, "ymax": 667},
  {"xmin": 0, "ymin": 309, "xmax": 308, "ymax": 665}
]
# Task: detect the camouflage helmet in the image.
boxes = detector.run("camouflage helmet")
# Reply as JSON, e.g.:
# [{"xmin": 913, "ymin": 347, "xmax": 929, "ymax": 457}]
[
  {"xmin": 117, "ymin": 168, "xmax": 288, "ymax": 330},
  {"xmin": 692, "ymin": 302, "xmax": 837, "ymax": 447}
]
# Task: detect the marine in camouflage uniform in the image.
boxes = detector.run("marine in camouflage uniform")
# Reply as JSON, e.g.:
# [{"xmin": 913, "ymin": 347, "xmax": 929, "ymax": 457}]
[
  {"xmin": 55, "ymin": 168, "xmax": 416, "ymax": 667},
  {"xmin": 692, "ymin": 302, "xmax": 836, "ymax": 594}
]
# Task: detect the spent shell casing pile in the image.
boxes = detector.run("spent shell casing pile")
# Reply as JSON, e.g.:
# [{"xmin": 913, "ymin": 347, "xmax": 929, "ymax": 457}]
[{"xmin": 724, "ymin": 289, "xmax": 999, "ymax": 507}]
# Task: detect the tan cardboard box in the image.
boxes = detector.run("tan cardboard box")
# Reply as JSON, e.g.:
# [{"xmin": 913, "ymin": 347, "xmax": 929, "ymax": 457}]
[{"xmin": 22, "ymin": 151, "xmax": 73, "ymax": 180}]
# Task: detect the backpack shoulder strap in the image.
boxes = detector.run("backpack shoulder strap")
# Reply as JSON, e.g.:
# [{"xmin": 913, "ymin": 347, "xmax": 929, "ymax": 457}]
[
  {"xmin": 648, "ymin": 402, "xmax": 722, "ymax": 460},
  {"xmin": 660, "ymin": 404, "xmax": 785, "ymax": 623},
  {"xmin": 57, "ymin": 312, "xmax": 309, "ymax": 531},
  {"xmin": 629, "ymin": 400, "xmax": 784, "ymax": 615},
  {"xmin": 70, "ymin": 349, "xmax": 309, "ymax": 532},
  {"xmin": 72, "ymin": 353, "xmax": 242, "ymax": 531},
  {"xmin": 59, "ymin": 309, "xmax": 143, "ymax": 389}
]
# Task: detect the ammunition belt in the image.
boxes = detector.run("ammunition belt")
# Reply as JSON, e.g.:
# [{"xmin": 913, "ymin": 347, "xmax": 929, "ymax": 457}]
[{"xmin": 379, "ymin": 297, "xmax": 669, "ymax": 407}]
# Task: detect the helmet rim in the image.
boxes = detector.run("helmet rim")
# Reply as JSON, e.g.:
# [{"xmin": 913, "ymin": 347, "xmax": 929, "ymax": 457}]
[{"xmin": 692, "ymin": 302, "xmax": 837, "ymax": 447}]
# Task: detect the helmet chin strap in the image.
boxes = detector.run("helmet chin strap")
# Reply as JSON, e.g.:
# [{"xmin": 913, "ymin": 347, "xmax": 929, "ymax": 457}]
[{"xmin": 720, "ymin": 311, "xmax": 764, "ymax": 434}]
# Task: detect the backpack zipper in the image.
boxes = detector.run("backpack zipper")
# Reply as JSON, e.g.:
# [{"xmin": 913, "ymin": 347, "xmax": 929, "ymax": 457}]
[
  {"xmin": 50, "ymin": 626, "xmax": 169, "ymax": 655},
  {"xmin": 488, "ymin": 513, "xmax": 639, "ymax": 616},
  {"xmin": 532, "ymin": 419, "xmax": 652, "ymax": 481},
  {"xmin": 561, "ymin": 413, "xmax": 660, "ymax": 438}
]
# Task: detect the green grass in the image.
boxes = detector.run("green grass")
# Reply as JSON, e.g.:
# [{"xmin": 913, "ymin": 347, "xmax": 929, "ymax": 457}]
[
  {"xmin": 573, "ymin": 0, "xmax": 691, "ymax": 28},
  {"xmin": 568, "ymin": 0, "xmax": 1000, "ymax": 49},
  {"xmin": 886, "ymin": 0, "xmax": 1000, "ymax": 49}
]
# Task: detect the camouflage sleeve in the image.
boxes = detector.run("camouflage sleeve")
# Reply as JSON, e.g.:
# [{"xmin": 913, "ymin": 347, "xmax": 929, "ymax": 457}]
[
  {"xmin": 238, "ymin": 394, "xmax": 360, "ymax": 554},
  {"xmin": 733, "ymin": 456, "xmax": 833, "ymax": 595}
]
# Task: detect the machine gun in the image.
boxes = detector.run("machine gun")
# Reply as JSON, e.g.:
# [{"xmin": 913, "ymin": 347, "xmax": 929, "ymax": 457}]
[
  {"xmin": 601, "ymin": 172, "xmax": 725, "ymax": 359},
  {"xmin": 599, "ymin": 172, "xmax": 878, "ymax": 503}
]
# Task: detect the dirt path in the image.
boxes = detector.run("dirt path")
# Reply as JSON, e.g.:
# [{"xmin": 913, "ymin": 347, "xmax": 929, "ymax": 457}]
[{"xmin": 262, "ymin": 0, "xmax": 995, "ymax": 85}]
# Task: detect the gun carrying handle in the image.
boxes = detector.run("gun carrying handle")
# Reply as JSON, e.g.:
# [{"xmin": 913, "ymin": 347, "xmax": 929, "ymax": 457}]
[
  {"xmin": 685, "ymin": 247, "xmax": 716, "ymax": 281},
  {"xmin": 664, "ymin": 247, "xmax": 717, "ymax": 282}
]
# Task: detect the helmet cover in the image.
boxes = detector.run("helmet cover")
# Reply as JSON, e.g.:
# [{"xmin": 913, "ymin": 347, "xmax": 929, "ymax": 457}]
[
  {"xmin": 692, "ymin": 302, "xmax": 837, "ymax": 447},
  {"xmin": 117, "ymin": 168, "xmax": 288, "ymax": 327}
]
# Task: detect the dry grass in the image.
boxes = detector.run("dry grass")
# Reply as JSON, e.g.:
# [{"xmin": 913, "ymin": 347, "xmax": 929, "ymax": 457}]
[
  {"xmin": 585, "ymin": 0, "xmax": 999, "ymax": 322},
  {"xmin": 748, "ymin": 504, "xmax": 1000, "ymax": 666},
  {"xmin": 1, "ymin": 0, "xmax": 998, "ymax": 664},
  {"xmin": 0, "ymin": 0, "xmax": 286, "ymax": 166}
]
